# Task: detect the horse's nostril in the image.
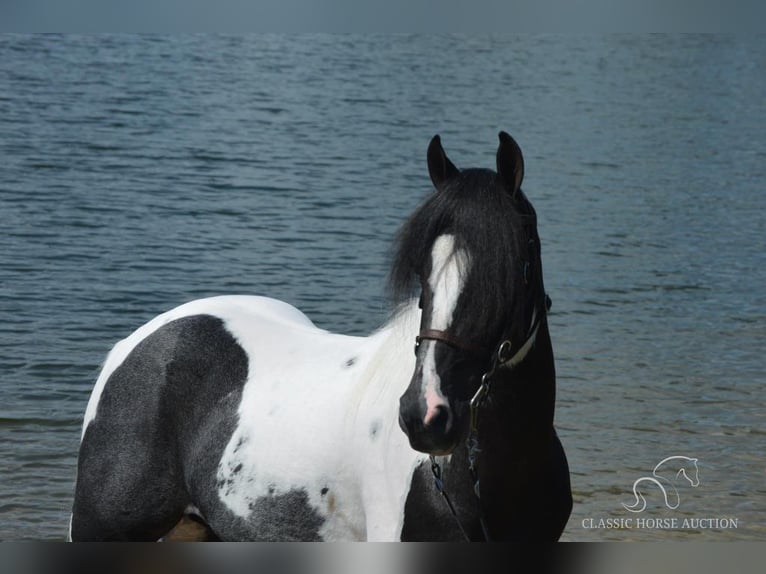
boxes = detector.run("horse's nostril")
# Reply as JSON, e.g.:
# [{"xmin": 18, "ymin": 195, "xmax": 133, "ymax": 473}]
[{"xmin": 424, "ymin": 404, "xmax": 450, "ymax": 432}]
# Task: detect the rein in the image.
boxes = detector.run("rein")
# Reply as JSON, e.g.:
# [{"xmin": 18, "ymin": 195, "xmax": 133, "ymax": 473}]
[{"xmin": 425, "ymin": 297, "xmax": 549, "ymax": 541}]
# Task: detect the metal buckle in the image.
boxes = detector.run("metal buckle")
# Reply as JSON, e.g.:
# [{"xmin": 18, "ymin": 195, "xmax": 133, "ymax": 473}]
[
  {"xmin": 469, "ymin": 375, "xmax": 491, "ymax": 433},
  {"xmin": 497, "ymin": 340, "xmax": 512, "ymax": 364}
]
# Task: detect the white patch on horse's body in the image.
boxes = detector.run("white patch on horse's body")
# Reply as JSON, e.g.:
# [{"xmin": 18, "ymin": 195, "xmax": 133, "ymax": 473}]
[{"xmin": 422, "ymin": 234, "xmax": 470, "ymax": 424}]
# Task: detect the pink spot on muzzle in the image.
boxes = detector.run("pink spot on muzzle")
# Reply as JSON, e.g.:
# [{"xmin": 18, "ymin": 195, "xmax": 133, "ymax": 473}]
[{"xmin": 423, "ymin": 386, "xmax": 448, "ymax": 427}]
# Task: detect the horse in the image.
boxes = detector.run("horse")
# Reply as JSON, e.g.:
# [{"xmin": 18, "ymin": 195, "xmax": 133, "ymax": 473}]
[
  {"xmin": 70, "ymin": 132, "xmax": 572, "ymax": 541},
  {"xmin": 623, "ymin": 456, "xmax": 700, "ymax": 513}
]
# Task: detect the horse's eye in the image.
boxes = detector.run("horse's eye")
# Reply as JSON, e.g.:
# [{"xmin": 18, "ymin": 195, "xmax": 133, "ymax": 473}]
[{"xmin": 414, "ymin": 338, "xmax": 422, "ymax": 355}]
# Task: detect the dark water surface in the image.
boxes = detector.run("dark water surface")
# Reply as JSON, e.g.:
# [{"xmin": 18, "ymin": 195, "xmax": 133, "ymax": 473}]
[{"xmin": 1, "ymin": 35, "xmax": 764, "ymax": 541}]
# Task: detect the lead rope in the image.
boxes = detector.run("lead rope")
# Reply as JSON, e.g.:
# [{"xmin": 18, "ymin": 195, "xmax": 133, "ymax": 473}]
[{"xmin": 429, "ymin": 455, "xmax": 472, "ymax": 542}]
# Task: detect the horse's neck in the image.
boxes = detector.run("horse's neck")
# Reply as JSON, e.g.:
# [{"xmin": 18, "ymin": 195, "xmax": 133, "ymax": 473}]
[
  {"xmin": 488, "ymin": 319, "xmax": 556, "ymax": 434},
  {"xmin": 469, "ymin": 325, "xmax": 558, "ymax": 532},
  {"xmin": 348, "ymin": 301, "xmax": 420, "ymax": 448},
  {"xmin": 359, "ymin": 301, "xmax": 420, "ymax": 394}
]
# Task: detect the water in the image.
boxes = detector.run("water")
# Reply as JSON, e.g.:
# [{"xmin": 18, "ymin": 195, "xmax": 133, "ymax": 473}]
[{"xmin": 1, "ymin": 34, "xmax": 764, "ymax": 541}]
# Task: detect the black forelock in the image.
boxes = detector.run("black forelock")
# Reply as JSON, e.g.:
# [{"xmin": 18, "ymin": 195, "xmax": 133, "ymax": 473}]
[{"xmin": 388, "ymin": 168, "xmax": 542, "ymax": 338}]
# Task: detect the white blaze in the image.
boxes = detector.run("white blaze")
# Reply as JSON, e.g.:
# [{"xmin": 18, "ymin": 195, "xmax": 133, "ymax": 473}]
[{"xmin": 422, "ymin": 235, "xmax": 469, "ymax": 424}]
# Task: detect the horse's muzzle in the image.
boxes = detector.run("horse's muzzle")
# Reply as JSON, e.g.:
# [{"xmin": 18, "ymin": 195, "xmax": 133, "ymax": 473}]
[{"xmin": 398, "ymin": 402, "xmax": 461, "ymax": 455}]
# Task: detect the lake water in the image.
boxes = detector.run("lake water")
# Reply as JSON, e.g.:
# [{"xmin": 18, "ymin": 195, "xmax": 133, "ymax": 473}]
[{"xmin": 1, "ymin": 34, "xmax": 764, "ymax": 541}]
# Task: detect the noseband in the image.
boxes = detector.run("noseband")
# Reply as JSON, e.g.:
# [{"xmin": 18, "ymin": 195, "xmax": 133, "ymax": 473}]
[{"xmin": 415, "ymin": 329, "xmax": 489, "ymax": 357}]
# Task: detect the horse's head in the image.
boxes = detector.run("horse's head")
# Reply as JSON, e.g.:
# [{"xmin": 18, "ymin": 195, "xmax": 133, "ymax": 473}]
[{"xmin": 391, "ymin": 132, "xmax": 546, "ymax": 455}]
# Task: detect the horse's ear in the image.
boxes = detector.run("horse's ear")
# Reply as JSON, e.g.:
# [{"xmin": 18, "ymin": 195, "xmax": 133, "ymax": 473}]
[
  {"xmin": 496, "ymin": 131, "xmax": 524, "ymax": 196},
  {"xmin": 427, "ymin": 135, "xmax": 459, "ymax": 192}
]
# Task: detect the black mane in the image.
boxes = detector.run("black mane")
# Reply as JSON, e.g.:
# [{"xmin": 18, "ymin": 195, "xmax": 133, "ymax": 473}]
[{"xmin": 388, "ymin": 168, "xmax": 544, "ymax": 342}]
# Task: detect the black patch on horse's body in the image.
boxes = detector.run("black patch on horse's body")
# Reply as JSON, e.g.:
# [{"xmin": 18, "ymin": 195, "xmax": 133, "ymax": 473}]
[
  {"xmin": 208, "ymin": 488, "xmax": 324, "ymax": 542},
  {"xmin": 71, "ymin": 314, "xmax": 248, "ymax": 541},
  {"xmin": 244, "ymin": 488, "xmax": 324, "ymax": 541}
]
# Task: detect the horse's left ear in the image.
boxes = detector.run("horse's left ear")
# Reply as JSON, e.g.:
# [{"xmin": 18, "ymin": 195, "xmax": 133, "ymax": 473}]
[{"xmin": 496, "ymin": 131, "xmax": 524, "ymax": 196}]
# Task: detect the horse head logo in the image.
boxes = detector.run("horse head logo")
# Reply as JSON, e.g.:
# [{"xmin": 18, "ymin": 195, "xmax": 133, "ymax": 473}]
[{"xmin": 623, "ymin": 456, "xmax": 700, "ymax": 513}]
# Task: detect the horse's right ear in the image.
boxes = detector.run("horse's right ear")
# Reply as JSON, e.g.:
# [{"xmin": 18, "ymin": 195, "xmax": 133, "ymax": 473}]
[{"xmin": 427, "ymin": 135, "xmax": 459, "ymax": 192}]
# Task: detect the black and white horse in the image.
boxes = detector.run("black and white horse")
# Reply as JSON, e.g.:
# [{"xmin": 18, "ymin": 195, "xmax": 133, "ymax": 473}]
[{"xmin": 70, "ymin": 132, "xmax": 572, "ymax": 541}]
